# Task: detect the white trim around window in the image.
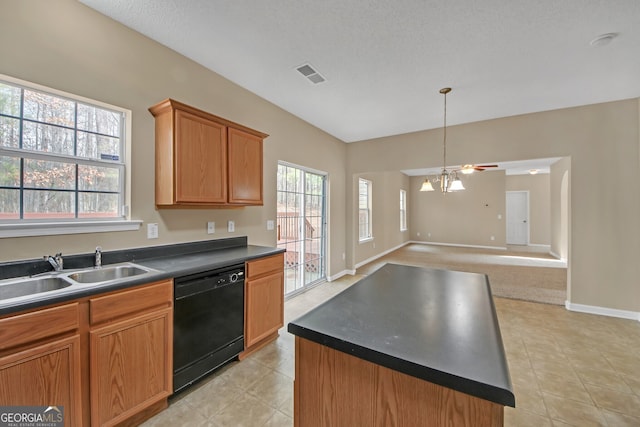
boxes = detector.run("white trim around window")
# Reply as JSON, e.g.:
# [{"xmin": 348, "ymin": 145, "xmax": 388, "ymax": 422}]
[{"xmin": 0, "ymin": 73, "xmax": 138, "ymax": 238}]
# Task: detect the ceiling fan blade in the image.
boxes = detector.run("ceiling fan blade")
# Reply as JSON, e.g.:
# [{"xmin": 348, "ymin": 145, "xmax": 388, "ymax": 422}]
[{"xmin": 473, "ymin": 165, "xmax": 498, "ymax": 171}]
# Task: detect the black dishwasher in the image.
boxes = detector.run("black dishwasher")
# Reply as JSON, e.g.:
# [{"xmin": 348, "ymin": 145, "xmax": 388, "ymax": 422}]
[{"xmin": 173, "ymin": 264, "xmax": 245, "ymax": 393}]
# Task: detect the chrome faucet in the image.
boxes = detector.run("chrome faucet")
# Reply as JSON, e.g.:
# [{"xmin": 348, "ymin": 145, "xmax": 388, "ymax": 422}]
[
  {"xmin": 95, "ymin": 246, "xmax": 102, "ymax": 268},
  {"xmin": 45, "ymin": 253, "xmax": 64, "ymax": 271}
]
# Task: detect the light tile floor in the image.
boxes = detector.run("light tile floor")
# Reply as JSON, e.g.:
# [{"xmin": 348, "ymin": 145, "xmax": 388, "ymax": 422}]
[{"xmin": 143, "ymin": 275, "xmax": 640, "ymax": 427}]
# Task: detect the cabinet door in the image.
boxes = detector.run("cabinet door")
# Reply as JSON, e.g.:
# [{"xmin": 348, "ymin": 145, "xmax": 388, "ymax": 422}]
[
  {"xmin": 0, "ymin": 335, "xmax": 82, "ymax": 427},
  {"xmin": 90, "ymin": 308, "xmax": 172, "ymax": 427},
  {"xmin": 228, "ymin": 127, "xmax": 263, "ymax": 205},
  {"xmin": 245, "ymin": 271, "xmax": 284, "ymax": 348},
  {"xmin": 175, "ymin": 109, "xmax": 227, "ymax": 203}
]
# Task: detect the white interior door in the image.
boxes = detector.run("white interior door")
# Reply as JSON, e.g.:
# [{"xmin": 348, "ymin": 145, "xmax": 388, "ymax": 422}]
[{"xmin": 506, "ymin": 191, "xmax": 529, "ymax": 245}]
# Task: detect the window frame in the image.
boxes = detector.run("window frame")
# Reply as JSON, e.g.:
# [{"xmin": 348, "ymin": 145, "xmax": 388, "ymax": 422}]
[
  {"xmin": 0, "ymin": 74, "xmax": 140, "ymax": 238},
  {"xmin": 358, "ymin": 178, "xmax": 373, "ymax": 242},
  {"xmin": 400, "ymin": 189, "xmax": 407, "ymax": 231}
]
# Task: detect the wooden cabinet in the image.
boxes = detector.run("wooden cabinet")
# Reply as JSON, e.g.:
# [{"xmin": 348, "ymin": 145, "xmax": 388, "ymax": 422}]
[
  {"xmin": 228, "ymin": 127, "xmax": 263, "ymax": 205},
  {"xmin": 89, "ymin": 280, "xmax": 173, "ymax": 427},
  {"xmin": 0, "ymin": 303, "xmax": 82, "ymax": 427},
  {"xmin": 174, "ymin": 109, "xmax": 227, "ymax": 204},
  {"xmin": 149, "ymin": 99, "xmax": 267, "ymax": 207},
  {"xmin": 241, "ymin": 253, "xmax": 284, "ymax": 358},
  {"xmin": 0, "ymin": 280, "xmax": 173, "ymax": 427}
]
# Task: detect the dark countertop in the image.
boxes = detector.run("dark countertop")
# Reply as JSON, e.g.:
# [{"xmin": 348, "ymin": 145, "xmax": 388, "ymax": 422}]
[
  {"xmin": 287, "ymin": 263, "xmax": 515, "ymax": 407},
  {"xmin": 0, "ymin": 237, "xmax": 284, "ymax": 316}
]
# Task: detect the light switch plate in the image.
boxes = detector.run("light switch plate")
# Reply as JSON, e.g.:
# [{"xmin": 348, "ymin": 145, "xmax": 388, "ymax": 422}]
[
  {"xmin": 267, "ymin": 220, "xmax": 275, "ymax": 231},
  {"xmin": 147, "ymin": 223, "xmax": 159, "ymax": 239},
  {"xmin": 207, "ymin": 221, "xmax": 215, "ymax": 234},
  {"xmin": 228, "ymin": 220, "xmax": 235, "ymax": 233}
]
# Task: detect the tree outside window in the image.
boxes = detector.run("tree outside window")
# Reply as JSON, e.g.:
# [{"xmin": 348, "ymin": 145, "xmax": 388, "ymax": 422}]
[{"xmin": 0, "ymin": 79, "xmax": 125, "ymax": 221}]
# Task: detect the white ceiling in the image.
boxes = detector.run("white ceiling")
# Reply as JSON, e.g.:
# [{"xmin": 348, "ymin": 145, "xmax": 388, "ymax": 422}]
[{"xmin": 79, "ymin": 0, "xmax": 639, "ymax": 144}]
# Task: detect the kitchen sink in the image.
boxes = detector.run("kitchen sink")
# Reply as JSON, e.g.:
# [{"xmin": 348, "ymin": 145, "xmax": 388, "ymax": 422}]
[
  {"xmin": 67, "ymin": 264, "xmax": 150, "ymax": 284},
  {"xmin": 0, "ymin": 277, "xmax": 72, "ymax": 301}
]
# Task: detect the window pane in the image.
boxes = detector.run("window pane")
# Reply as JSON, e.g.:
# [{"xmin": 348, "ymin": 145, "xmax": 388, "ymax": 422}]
[
  {"xmin": 24, "ymin": 159, "xmax": 75, "ymax": 189},
  {"xmin": 0, "ymin": 116, "xmax": 20, "ymax": 148},
  {"xmin": 22, "ymin": 121, "xmax": 74, "ymax": 155},
  {"xmin": 0, "ymin": 189, "xmax": 19, "ymax": 219},
  {"xmin": 23, "ymin": 190, "xmax": 75, "ymax": 219},
  {"xmin": 23, "ymin": 90, "xmax": 75, "ymax": 127},
  {"xmin": 0, "ymin": 83, "xmax": 21, "ymax": 117},
  {"xmin": 79, "ymin": 192, "xmax": 119, "ymax": 218},
  {"xmin": 77, "ymin": 103, "xmax": 121, "ymax": 137},
  {"xmin": 77, "ymin": 131, "xmax": 120, "ymax": 160},
  {"xmin": 78, "ymin": 165, "xmax": 119, "ymax": 192},
  {"xmin": 0, "ymin": 156, "xmax": 20, "ymax": 186}
]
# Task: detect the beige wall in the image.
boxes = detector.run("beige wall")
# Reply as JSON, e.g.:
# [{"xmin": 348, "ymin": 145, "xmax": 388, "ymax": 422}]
[
  {"xmin": 0, "ymin": 0, "xmax": 347, "ymax": 276},
  {"xmin": 550, "ymin": 157, "xmax": 571, "ymax": 260},
  {"xmin": 506, "ymin": 173, "xmax": 551, "ymax": 246},
  {"xmin": 347, "ymin": 100, "xmax": 640, "ymax": 312},
  {"xmin": 409, "ymin": 171, "xmax": 506, "ymax": 248}
]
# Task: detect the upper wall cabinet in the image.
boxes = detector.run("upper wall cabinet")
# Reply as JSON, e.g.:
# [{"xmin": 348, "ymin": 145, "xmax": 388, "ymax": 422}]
[{"xmin": 149, "ymin": 99, "xmax": 268, "ymax": 207}]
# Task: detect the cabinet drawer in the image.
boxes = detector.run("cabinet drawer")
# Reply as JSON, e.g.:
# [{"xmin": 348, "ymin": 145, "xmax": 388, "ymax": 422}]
[
  {"xmin": 246, "ymin": 253, "xmax": 284, "ymax": 279},
  {"xmin": 0, "ymin": 302, "xmax": 79, "ymax": 351},
  {"xmin": 90, "ymin": 280, "xmax": 172, "ymax": 325}
]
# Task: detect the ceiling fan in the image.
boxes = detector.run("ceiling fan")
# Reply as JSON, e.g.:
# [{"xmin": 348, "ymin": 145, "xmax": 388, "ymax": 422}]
[{"xmin": 459, "ymin": 164, "xmax": 499, "ymax": 174}]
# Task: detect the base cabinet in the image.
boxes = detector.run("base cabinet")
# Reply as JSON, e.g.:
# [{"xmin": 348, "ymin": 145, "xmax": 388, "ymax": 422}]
[
  {"xmin": 241, "ymin": 253, "xmax": 284, "ymax": 358},
  {"xmin": 90, "ymin": 310, "xmax": 171, "ymax": 426},
  {"xmin": 0, "ymin": 280, "xmax": 173, "ymax": 427},
  {"xmin": 0, "ymin": 335, "xmax": 82, "ymax": 427},
  {"xmin": 89, "ymin": 281, "xmax": 173, "ymax": 427},
  {"xmin": 0, "ymin": 302, "xmax": 82, "ymax": 427}
]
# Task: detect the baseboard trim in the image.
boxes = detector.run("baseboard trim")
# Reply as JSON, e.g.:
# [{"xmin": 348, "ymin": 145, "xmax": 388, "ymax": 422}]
[
  {"xmin": 354, "ymin": 242, "xmax": 411, "ymax": 270},
  {"xmin": 409, "ymin": 240, "xmax": 507, "ymax": 251},
  {"xmin": 327, "ymin": 269, "xmax": 355, "ymax": 281},
  {"xmin": 565, "ymin": 300, "xmax": 640, "ymax": 322}
]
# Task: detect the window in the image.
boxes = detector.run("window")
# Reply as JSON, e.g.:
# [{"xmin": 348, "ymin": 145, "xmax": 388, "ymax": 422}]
[
  {"xmin": 0, "ymin": 75, "xmax": 138, "ymax": 236},
  {"xmin": 400, "ymin": 189, "xmax": 407, "ymax": 231},
  {"xmin": 358, "ymin": 178, "xmax": 372, "ymax": 241}
]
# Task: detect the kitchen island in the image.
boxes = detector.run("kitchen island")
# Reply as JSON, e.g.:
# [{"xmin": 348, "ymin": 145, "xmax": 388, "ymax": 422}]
[{"xmin": 287, "ymin": 263, "xmax": 515, "ymax": 427}]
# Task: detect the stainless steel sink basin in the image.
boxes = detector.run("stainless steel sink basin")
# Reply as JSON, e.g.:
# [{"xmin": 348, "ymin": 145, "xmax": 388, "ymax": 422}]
[
  {"xmin": 0, "ymin": 277, "xmax": 72, "ymax": 301},
  {"xmin": 67, "ymin": 264, "xmax": 150, "ymax": 284}
]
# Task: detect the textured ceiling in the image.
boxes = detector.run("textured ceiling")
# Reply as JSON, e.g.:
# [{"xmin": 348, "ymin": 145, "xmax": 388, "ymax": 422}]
[{"xmin": 80, "ymin": 0, "xmax": 640, "ymax": 143}]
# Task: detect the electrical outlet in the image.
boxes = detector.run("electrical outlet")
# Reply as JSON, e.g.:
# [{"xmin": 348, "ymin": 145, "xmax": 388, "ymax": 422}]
[
  {"xmin": 491, "ymin": 235, "xmax": 495, "ymax": 241},
  {"xmin": 498, "ymin": 214, "xmax": 502, "ymax": 220},
  {"xmin": 267, "ymin": 220, "xmax": 275, "ymax": 231},
  {"xmin": 417, "ymin": 232, "xmax": 420, "ymax": 237},
  {"xmin": 207, "ymin": 221, "xmax": 215, "ymax": 234},
  {"xmin": 228, "ymin": 220, "xmax": 235, "ymax": 233},
  {"xmin": 147, "ymin": 223, "xmax": 158, "ymax": 239},
  {"xmin": 428, "ymin": 232, "xmax": 431, "ymax": 237}
]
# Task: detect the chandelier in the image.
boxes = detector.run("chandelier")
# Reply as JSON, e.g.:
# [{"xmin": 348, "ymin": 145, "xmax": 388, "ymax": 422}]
[{"xmin": 420, "ymin": 87, "xmax": 465, "ymax": 193}]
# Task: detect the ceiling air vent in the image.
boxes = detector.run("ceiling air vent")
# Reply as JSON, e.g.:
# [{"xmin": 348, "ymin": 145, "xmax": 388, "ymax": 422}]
[{"xmin": 296, "ymin": 63, "xmax": 326, "ymax": 84}]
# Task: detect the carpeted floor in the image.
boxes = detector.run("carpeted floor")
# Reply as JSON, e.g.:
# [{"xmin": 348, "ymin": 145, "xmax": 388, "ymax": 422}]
[{"xmin": 356, "ymin": 243, "xmax": 568, "ymax": 305}]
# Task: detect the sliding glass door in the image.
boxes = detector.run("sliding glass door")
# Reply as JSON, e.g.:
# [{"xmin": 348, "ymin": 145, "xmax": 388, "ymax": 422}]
[{"xmin": 276, "ymin": 162, "xmax": 327, "ymax": 296}]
